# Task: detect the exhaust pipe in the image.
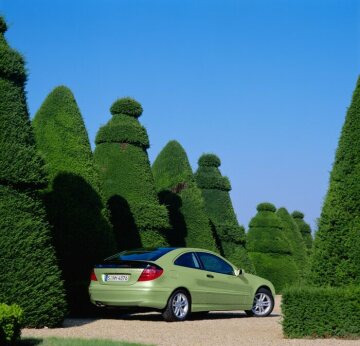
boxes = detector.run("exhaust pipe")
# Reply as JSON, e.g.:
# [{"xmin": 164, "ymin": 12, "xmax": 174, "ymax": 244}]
[{"xmin": 95, "ymin": 301, "xmax": 106, "ymax": 307}]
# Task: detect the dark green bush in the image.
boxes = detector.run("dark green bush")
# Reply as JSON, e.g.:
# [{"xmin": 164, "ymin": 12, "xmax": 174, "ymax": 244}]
[
  {"xmin": 94, "ymin": 98, "xmax": 168, "ymax": 249},
  {"xmin": 292, "ymin": 211, "xmax": 313, "ymax": 251},
  {"xmin": 282, "ymin": 286, "xmax": 360, "ymax": 338},
  {"xmin": 310, "ymin": 77, "xmax": 360, "ymax": 287},
  {"xmin": 33, "ymin": 86, "xmax": 117, "ymax": 314},
  {"xmin": 0, "ymin": 303, "xmax": 23, "ymax": 346},
  {"xmin": 247, "ymin": 203, "xmax": 298, "ymax": 292},
  {"xmin": 277, "ymin": 208, "xmax": 308, "ymax": 280},
  {"xmin": 152, "ymin": 142, "xmax": 217, "ymax": 251},
  {"xmin": 195, "ymin": 154, "xmax": 254, "ymax": 272},
  {"xmin": 0, "ymin": 17, "xmax": 66, "ymax": 327}
]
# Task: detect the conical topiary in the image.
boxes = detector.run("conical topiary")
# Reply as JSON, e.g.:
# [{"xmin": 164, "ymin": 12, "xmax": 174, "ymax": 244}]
[
  {"xmin": 33, "ymin": 86, "xmax": 116, "ymax": 314},
  {"xmin": 195, "ymin": 153, "xmax": 254, "ymax": 272},
  {"xmin": 0, "ymin": 17, "xmax": 66, "ymax": 327},
  {"xmin": 310, "ymin": 77, "xmax": 360, "ymax": 286},
  {"xmin": 247, "ymin": 203, "xmax": 298, "ymax": 292},
  {"xmin": 292, "ymin": 211, "xmax": 313, "ymax": 253},
  {"xmin": 152, "ymin": 141, "xmax": 218, "ymax": 251},
  {"xmin": 94, "ymin": 97, "xmax": 169, "ymax": 249},
  {"xmin": 276, "ymin": 208, "xmax": 308, "ymax": 280}
]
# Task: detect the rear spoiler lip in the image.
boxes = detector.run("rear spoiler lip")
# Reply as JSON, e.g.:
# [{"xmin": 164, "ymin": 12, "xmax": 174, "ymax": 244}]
[{"xmin": 94, "ymin": 260, "xmax": 159, "ymax": 269}]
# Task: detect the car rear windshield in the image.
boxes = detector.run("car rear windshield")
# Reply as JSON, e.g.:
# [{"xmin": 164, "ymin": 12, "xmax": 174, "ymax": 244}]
[{"xmin": 105, "ymin": 248, "xmax": 176, "ymax": 262}]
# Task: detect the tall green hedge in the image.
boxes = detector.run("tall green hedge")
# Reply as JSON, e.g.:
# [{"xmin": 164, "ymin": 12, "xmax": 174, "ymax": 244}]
[
  {"xmin": 33, "ymin": 86, "xmax": 116, "ymax": 314},
  {"xmin": 94, "ymin": 98, "xmax": 168, "ymax": 249},
  {"xmin": 282, "ymin": 286, "xmax": 360, "ymax": 338},
  {"xmin": 195, "ymin": 154, "xmax": 254, "ymax": 272},
  {"xmin": 277, "ymin": 208, "xmax": 307, "ymax": 280},
  {"xmin": 0, "ymin": 17, "xmax": 67, "ymax": 327},
  {"xmin": 152, "ymin": 141, "xmax": 217, "ymax": 251},
  {"xmin": 247, "ymin": 203, "xmax": 298, "ymax": 292},
  {"xmin": 310, "ymin": 77, "xmax": 360, "ymax": 287},
  {"xmin": 292, "ymin": 211, "xmax": 313, "ymax": 252}
]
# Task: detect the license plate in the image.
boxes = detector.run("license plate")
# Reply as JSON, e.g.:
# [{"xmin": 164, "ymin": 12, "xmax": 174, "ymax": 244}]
[{"xmin": 105, "ymin": 274, "xmax": 129, "ymax": 282}]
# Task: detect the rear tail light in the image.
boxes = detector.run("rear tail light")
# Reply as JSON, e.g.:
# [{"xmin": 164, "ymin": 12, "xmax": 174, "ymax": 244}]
[
  {"xmin": 138, "ymin": 265, "xmax": 163, "ymax": 281},
  {"xmin": 90, "ymin": 269, "xmax": 98, "ymax": 281}
]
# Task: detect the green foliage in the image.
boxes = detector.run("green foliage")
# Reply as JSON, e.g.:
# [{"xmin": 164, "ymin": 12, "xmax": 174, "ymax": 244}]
[
  {"xmin": 152, "ymin": 141, "xmax": 217, "ymax": 251},
  {"xmin": 0, "ymin": 17, "xmax": 66, "ymax": 327},
  {"xmin": 310, "ymin": 77, "xmax": 360, "ymax": 287},
  {"xmin": 282, "ymin": 286, "xmax": 360, "ymax": 338},
  {"xmin": 247, "ymin": 203, "xmax": 298, "ymax": 292},
  {"xmin": 110, "ymin": 97, "xmax": 143, "ymax": 118},
  {"xmin": 94, "ymin": 98, "xmax": 168, "ymax": 249},
  {"xmin": 277, "ymin": 208, "xmax": 308, "ymax": 280},
  {"xmin": 195, "ymin": 154, "xmax": 254, "ymax": 272},
  {"xmin": 33, "ymin": 86, "xmax": 116, "ymax": 314},
  {"xmin": 19, "ymin": 337, "xmax": 149, "ymax": 346},
  {"xmin": 0, "ymin": 303, "xmax": 23, "ymax": 346},
  {"xmin": 292, "ymin": 211, "xmax": 313, "ymax": 250}
]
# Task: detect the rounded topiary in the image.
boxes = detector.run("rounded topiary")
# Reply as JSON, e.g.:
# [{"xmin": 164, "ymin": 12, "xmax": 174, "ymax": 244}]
[
  {"xmin": 292, "ymin": 211, "xmax": 304, "ymax": 219},
  {"xmin": 291, "ymin": 210, "xmax": 313, "ymax": 251},
  {"xmin": 310, "ymin": 77, "xmax": 360, "ymax": 287},
  {"xmin": 257, "ymin": 202, "xmax": 276, "ymax": 212},
  {"xmin": 110, "ymin": 97, "xmax": 143, "ymax": 118},
  {"xmin": 247, "ymin": 203, "xmax": 298, "ymax": 292},
  {"xmin": 33, "ymin": 86, "xmax": 116, "ymax": 314},
  {"xmin": 152, "ymin": 141, "xmax": 218, "ymax": 251},
  {"xmin": 0, "ymin": 17, "xmax": 66, "ymax": 327},
  {"xmin": 0, "ymin": 17, "xmax": 7, "ymax": 33},
  {"xmin": 195, "ymin": 153, "xmax": 254, "ymax": 273},
  {"xmin": 198, "ymin": 154, "xmax": 221, "ymax": 167},
  {"xmin": 95, "ymin": 98, "xmax": 168, "ymax": 249}
]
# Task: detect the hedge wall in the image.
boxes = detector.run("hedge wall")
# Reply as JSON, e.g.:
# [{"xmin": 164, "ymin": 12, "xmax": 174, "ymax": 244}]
[
  {"xmin": 195, "ymin": 154, "xmax": 254, "ymax": 272},
  {"xmin": 94, "ymin": 98, "xmax": 168, "ymax": 249},
  {"xmin": 0, "ymin": 303, "xmax": 23, "ymax": 346},
  {"xmin": 33, "ymin": 86, "xmax": 116, "ymax": 314},
  {"xmin": 152, "ymin": 141, "xmax": 217, "ymax": 251},
  {"xmin": 247, "ymin": 203, "xmax": 298, "ymax": 292},
  {"xmin": 0, "ymin": 16, "xmax": 67, "ymax": 327},
  {"xmin": 310, "ymin": 77, "xmax": 360, "ymax": 287},
  {"xmin": 282, "ymin": 286, "xmax": 360, "ymax": 338}
]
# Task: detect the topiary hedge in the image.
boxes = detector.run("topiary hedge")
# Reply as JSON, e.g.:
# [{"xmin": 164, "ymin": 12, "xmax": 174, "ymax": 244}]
[
  {"xmin": 282, "ymin": 286, "xmax": 360, "ymax": 338},
  {"xmin": 0, "ymin": 303, "xmax": 23, "ymax": 346},
  {"xmin": 94, "ymin": 97, "xmax": 169, "ymax": 249},
  {"xmin": 247, "ymin": 203, "xmax": 298, "ymax": 292},
  {"xmin": 152, "ymin": 141, "xmax": 218, "ymax": 251},
  {"xmin": 0, "ymin": 16, "xmax": 67, "ymax": 327},
  {"xmin": 33, "ymin": 86, "xmax": 117, "ymax": 315},
  {"xmin": 292, "ymin": 211, "xmax": 313, "ymax": 252},
  {"xmin": 195, "ymin": 154, "xmax": 254, "ymax": 272}
]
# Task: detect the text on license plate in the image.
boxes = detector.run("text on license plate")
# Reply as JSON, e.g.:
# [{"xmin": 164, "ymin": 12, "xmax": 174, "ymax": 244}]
[{"xmin": 105, "ymin": 274, "xmax": 130, "ymax": 282}]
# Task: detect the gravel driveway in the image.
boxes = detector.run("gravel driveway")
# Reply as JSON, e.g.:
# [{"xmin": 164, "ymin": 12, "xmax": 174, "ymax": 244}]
[{"xmin": 22, "ymin": 296, "xmax": 358, "ymax": 346}]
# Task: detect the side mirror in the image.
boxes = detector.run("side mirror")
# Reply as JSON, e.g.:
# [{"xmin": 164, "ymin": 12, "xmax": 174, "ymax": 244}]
[{"xmin": 235, "ymin": 268, "xmax": 244, "ymax": 276}]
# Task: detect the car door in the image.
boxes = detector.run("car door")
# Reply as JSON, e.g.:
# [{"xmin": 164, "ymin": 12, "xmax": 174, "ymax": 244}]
[{"xmin": 195, "ymin": 252, "xmax": 251, "ymax": 307}]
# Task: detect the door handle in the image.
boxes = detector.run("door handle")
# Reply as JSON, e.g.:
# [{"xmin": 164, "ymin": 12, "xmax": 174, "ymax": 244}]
[{"xmin": 207, "ymin": 274, "xmax": 214, "ymax": 278}]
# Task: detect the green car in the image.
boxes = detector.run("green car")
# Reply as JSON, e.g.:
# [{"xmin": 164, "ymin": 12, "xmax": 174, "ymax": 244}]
[{"xmin": 89, "ymin": 247, "xmax": 275, "ymax": 321}]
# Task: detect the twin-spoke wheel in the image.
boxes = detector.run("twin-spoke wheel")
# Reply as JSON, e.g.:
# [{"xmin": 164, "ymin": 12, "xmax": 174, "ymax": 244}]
[
  {"xmin": 245, "ymin": 287, "xmax": 274, "ymax": 317},
  {"xmin": 163, "ymin": 289, "xmax": 190, "ymax": 322}
]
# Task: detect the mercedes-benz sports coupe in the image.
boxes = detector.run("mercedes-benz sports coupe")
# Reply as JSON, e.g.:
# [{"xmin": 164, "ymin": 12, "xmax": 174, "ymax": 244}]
[{"xmin": 89, "ymin": 247, "xmax": 275, "ymax": 321}]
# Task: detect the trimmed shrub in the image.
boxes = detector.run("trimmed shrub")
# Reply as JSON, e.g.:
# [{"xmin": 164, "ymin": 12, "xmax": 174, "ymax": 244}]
[
  {"xmin": 247, "ymin": 203, "xmax": 298, "ymax": 292},
  {"xmin": 282, "ymin": 286, "xmax": 360, "ymax": 338},
  {"xmin": 292, "ymin": 211, "xmax": 313, "ymax": 252},
  {"xmin": 0, "ymin": 303, "xmax": 23, "ymax": 346},
  {"xmin": 33, "ymin": 86, "xmax": 116, "ymax": 314},
  {"xmin": 0, "ymin": 17, "xmax": 66, "ymax": 327},
  {"xmin": 94, "ymin": 98, "xmax": 168, "ymax": 249},
  {"xmin": 277, "ymin": 208, "xmax": 308, "ymax": 280},
  {"xmin": 152, "ymin": 141, "xmax": 218, "ymax": 251},
  {"xmin": 195, "ymin": 154, "xmax": 254, "ymax": 272},
  {"xmin": 310, "ymin": 77, "xmax": 360, "ymax": 287}
]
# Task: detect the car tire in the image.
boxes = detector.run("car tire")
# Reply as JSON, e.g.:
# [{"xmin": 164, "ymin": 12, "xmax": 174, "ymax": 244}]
[
  {"xmin": 245, "ymin": 287, "xmax": 274, "ymax": 317},
  {"xmin": 163, "ymin": 289, "xmax": 191, "ymax": 322}
]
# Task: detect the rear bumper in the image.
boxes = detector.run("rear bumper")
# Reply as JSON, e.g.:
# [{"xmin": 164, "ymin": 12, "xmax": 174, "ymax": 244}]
[{"xmin": 89, "ymin": 282, "xmax": 171, "ymax": 310}]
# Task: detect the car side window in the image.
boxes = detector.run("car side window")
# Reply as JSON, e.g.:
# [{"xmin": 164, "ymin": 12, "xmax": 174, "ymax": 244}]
[
  {"xmin": 174, "ymin": 252, "xmax": 200, "ymax": 269},
  {"xmin": 197, "ymin": 252, "xmax": 234, "ymax": 275}
]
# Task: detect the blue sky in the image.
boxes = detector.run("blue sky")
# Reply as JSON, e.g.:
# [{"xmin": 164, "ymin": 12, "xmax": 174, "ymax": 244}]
[{"xmin": 1, "ymin": 0, "xmax": 359, "ymax": 230}]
